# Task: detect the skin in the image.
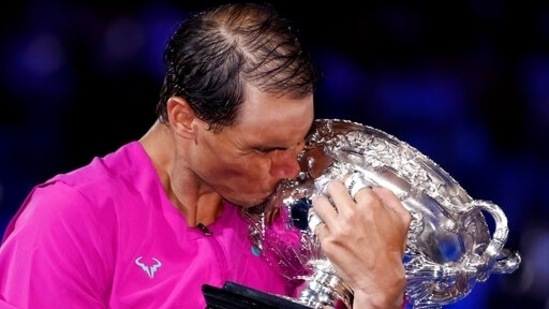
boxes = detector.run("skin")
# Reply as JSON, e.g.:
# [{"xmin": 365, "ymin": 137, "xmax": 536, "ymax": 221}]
[
  {"xmin": 313, "ymin": 182, "xmax": 411, "ymax": 308},
  {"xmin": 139, "ymin": 85, "xmax": 411, "ymax": 308},
  {"xmin": 140, "ymin": 85, "xmax": 314, "ymax": 226}
]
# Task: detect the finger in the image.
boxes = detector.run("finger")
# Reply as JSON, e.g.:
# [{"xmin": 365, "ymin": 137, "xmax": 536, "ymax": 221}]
[
  {"xmin": 344, "ymin": 172, "xmax": 373, "ymax": 199},
  {"xmin": 308, "ymin": 209, "xmax": 330, "ymax": 238},
  {"xmin": 351, "ymin": 185, "xmax": 376, "ymax": 206},
  {"xmin": 372, "ymin": 186, "xmax": 412, "ymax": 224},
  {"xmin": 311, "ymin": 192, "xmax": 339, "ymax": 227},
  {"xmin": 323, "ymin": 180, "xmax": 355, "ymax": 214},
  {"xmin": 307, "ymin": 210, "xmax": 324, "ymax": 232},
  {"xmin": 372, "ymin": 186, "xmax": 412, "ymax": 254}
]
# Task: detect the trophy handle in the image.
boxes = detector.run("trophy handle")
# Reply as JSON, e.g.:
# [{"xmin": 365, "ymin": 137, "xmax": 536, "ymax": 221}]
[
  {"xmin": 404, "ymin": 200, "xmax": 521, "ymax": 308},
  {"xmin": 472, "ymin": 200, "xmax": 521, "ymax": 277}
]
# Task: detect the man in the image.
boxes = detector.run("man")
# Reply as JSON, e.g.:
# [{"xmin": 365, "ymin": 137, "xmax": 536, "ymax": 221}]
[{"xmin": 0, "ymin": 3, "xmax": 411, "ymax": 308}]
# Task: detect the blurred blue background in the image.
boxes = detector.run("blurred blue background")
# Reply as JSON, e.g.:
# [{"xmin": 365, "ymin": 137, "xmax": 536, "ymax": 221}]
[{"xmin": 1, "ymin": 1, "xmax": 547, "ymax": 308}]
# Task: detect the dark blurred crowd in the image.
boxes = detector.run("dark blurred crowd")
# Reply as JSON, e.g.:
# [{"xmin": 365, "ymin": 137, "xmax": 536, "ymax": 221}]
[{"xmin": 1, "ymin": 1, "xmax": 548, "ymax": 308}]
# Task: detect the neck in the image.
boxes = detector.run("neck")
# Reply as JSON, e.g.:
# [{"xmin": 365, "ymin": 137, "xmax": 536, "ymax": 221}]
[{"xmin": 139, "ymin": 120, "xmax": 223, "ymax": 227}]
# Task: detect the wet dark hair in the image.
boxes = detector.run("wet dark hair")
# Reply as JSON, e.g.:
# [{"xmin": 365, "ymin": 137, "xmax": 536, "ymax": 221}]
[{"xmin": 156, "ymin": 2, "xmax": 321, "ymax": 132}]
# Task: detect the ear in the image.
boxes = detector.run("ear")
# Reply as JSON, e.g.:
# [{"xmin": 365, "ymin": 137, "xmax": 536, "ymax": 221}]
[{"xmin": 166, "ymin": 96, "xmax": 198, "ymax": 139}]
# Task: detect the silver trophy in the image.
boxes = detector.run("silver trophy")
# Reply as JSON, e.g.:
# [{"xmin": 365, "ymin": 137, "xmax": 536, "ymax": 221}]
[{"xmin": 242, "ymin": 118, "xmax": 521, "ymax": 309}]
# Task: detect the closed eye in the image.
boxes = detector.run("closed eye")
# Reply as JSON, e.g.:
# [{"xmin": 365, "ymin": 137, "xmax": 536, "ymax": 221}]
[
  {"xmin": 254, "ymin": 141, "xmax": 304, "ymax": 154},
  {"xmin": 255, "ymin": 146, "xmax": 288, "ymax": 154}
]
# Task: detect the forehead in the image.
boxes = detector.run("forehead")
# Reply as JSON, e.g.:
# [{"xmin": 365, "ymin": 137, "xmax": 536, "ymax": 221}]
[{"xmin": 233, "ymin": 87, "xmax": 314, "ymax": 145}]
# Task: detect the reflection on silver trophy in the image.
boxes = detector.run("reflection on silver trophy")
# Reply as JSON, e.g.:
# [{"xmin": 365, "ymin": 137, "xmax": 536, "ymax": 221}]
[{"xmin": 242, "ymin": 118, "xmax": 521, "ymax": 309}]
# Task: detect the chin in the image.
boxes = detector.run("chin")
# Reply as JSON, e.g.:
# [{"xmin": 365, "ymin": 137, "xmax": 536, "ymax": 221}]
[{"xmin": 227, "ymin": 193, "xmax": 271, "ymax": 209}]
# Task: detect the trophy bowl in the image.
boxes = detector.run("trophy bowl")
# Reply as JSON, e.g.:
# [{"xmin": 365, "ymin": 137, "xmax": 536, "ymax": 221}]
[{"xmin": 241, "ymin": 118, "xmax": 521, "ymax": 309}]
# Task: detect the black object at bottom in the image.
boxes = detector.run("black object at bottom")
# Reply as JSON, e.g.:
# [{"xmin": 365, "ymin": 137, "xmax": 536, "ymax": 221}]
[{"xmin": 202, "ymin": 281, "xmax": 310, "ymax": 309}]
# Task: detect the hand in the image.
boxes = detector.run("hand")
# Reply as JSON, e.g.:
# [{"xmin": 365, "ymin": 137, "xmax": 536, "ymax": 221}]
[{"xmin": 312, "ymin": 180, "xmax": 411, "ymax": 309}]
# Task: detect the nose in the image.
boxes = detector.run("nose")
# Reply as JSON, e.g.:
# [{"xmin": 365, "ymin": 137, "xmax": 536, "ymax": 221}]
[{"xmin": 269, "ymin": 146, "xmax": 303, "ymax": 180}]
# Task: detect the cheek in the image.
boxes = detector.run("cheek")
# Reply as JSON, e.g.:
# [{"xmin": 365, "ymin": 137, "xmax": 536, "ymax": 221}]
[
  {"xmin": 201, "ymin": 150, "xmax": 269, "ymax": 179},
  {"xmin": 233, "ymin": 156, "xmax": 271, "ymax": 177},
  {"xmin": 224, "ymin": 156, "xmax": 273, "ymax": 185}
]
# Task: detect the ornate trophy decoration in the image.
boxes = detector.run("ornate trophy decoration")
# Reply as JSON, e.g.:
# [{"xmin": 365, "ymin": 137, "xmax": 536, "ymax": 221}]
[{"xmin": 241, "ymin": 118, "xmax": 521, "ymax": 309}]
